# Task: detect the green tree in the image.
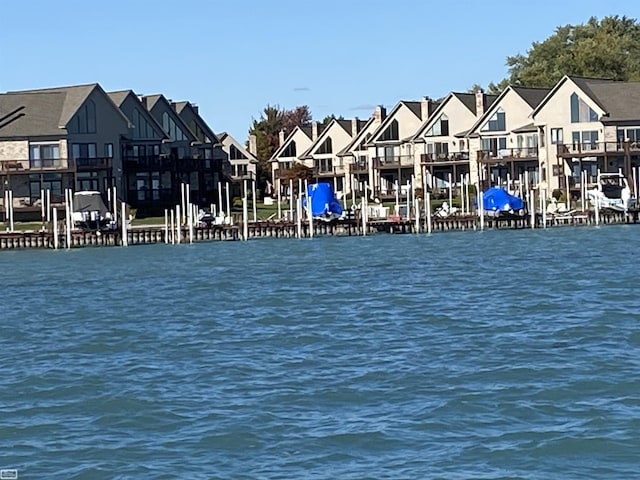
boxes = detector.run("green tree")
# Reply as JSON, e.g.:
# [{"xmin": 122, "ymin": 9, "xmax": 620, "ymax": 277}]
[
  {"xmin": 248, "ymin": 105, "xmax": 312, "ymax": 190},
  {"xmin": 488, "ymin": 15, "xmax": 640, "ymax": 93}
]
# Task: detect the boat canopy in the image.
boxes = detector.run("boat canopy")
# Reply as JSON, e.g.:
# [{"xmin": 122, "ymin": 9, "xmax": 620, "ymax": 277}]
[
  {"xmin": 304, "ymin": 183, "xmax": 343, "ymax": 219},
  {"xmin": 482, "ymin": 187, "xmax": 524, "ymax": 211}
]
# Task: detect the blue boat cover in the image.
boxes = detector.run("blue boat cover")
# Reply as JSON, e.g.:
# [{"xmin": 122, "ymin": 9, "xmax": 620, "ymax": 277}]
[
  {"xmin": 304, "ymin": 183, "xmax": 343, "ymax": 218},
  {"xmin": 482, "ymin": 187, "xmax": 524, "ymax": 211}
]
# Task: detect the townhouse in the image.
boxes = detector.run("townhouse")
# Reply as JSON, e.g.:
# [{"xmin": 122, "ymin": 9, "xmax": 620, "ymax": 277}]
[
  {"xmin": 269, "ymin": 123, "xmax": 322, "ymax": 190},
  {"xmin": 0, "ymin": 84, "xmax": 130, "ymax": 219},
  {"xmin": 466, "ymin": 86, "xmax": 550, "ymax": 192},
  {"xmin": 411, "ymin": 91, "xmax": 497, "ymax": 194},
  {"xmin": 217, "ymin": 132, "xmax": 259, "ymax": 198},
  {"xmin": 531, "ymin": 75, "xmax": 640, "ymax": 196}
]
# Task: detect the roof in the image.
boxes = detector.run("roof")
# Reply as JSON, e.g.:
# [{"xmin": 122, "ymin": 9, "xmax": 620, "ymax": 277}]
[
  {"xmin": 0, "ymin": 91, "xmax": 67, "ymax": 137},
  {"xmin": 107, "ymin": 89, "xmax": 168, "ymax": 140},
  {"xmin": 572, "ymin": 77, "xmax": 640, "ymax": 123},
  {"xmin": 337, "ymin": 117, "xmax": 376, "ymax": 156},
  {"xmin": 107, "ymin": 90, "xmax": 130, "ymax": 107},
  {"xmin": 512, "ymin": 122, "xmax": 537, "ymax": 133},
  {"xmin": 512, "ymin": 87, "xmax": 551, "ymax": 109},
  {"xmin": 140, "ymin": 94, "xmax": 197, "ymax": 142}
]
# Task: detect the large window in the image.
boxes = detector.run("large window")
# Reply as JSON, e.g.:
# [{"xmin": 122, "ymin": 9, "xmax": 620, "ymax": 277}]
[
  {"xmin": 74, "ymin": 100, "xmax": 96, "ymax": 133},
  {"xmin": 71, "ymin": 143, "xmax": 97, "ymax": 159},
  {"xmin": 426, "ymin": 142, "xmax": 449, "ymax": 158},
  {"xmin": 379, "ymin": 120, "xmax": 399, "ymax": 141},
  {"xmin": 425, "ymin": 114, "xmax": 449, "ymax": 137},
  {"xmin": 30, "ymin": 173, "xmax": 63, "ymax": 198},
  {"xmin": 481, "ymin": 108, "xmax": 506, "ymax": 132},
  {"xmin": 316, "ymin": 138, "xmax": 333, "ymax": 154},
  {"xmin": 481, "ymin": 137, "xmax": 507, "ymax": 156},
  {"xmin": 572, "ymin": 130, "xmax": 599, "ymax": 150},
  {"xmin": 282, "ymin": 141, "xmax": 296, "ymax": 158},
  {"xmin": 229, "ymin": 145, "xmax": 247, "ymax": 160},
  {"xmin": 132, "ymin": 108, "xmax": 161, "ymax": 139},
  {"xmin": 570, "ymin": 93, "xmax": 598, "ymax": 123},
  {"xmin": 161, "ymin": 112, "xmax": 188, "ymax": 141},
  {"xmin": 314, "ymin": 158, "xmax": 332, "ymax": 172},
  {"xmin": 617, "ymin": 127, "xmax": 640, "ymax": 144},
  {"xmin": 30, "ymin": 143, "xmax": 60, "ymax": 167},
  {"xmin": 77, "ymin": 171, "xmax": 100, "ymax": 191}
]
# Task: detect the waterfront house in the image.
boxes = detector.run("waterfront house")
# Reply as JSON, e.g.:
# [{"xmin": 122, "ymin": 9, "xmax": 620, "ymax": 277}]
[
  {"xmin": 217, "ymin": 132, "xmax": 259, "ymax": 198},
  {"xmin": 298, "ymin": 117, "xmax": 366, "ymax": 199},
  {"xmin": 0, "ymin": 83, "xmax": 130, "ymax": 220},
  {"xmin": 467, "ymin": 86, "xmax": 550, "ymax": 191},
  {"xmin": 411, "ymin": 91, "xmax": 497, "ymax": 195},
  {"xmin": 531, "ymin": 75, "xmax": 640, "ymax": 196},
  {"xmin": 337, "ymin": 106, "xmax": 386, "ymax": 204},
  {"xmin": 366, "ymin": 98, "xmax": 437, "ymax": 200},
  {"xmin": 269, "ymin": 124, "xmax": 321, "ymax": 191}
]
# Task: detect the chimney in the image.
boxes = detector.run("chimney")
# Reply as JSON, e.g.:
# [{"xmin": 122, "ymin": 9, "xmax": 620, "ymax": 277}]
[
  {"xmin": 421, "ymin": 96, "xmax": 435, "ymax": 121},
  {"xmin": 475, "ymin": 88, "xmax": 485, "ymax": 118},
  {"xmin": 278, "ymin": 129, "xmax": 285, "ymax": 147},
  {"xmin": 249, "ymin": 134, "xmax": 257, "ymax": 155},
  {"xmin": 373, "ymin": 105, "xmax": 386, "ymax": 124},
  {"xmin": 192, "ymin": 103, "xmax": 199, "ymax": 115},
  {"xmin": 312, "ymin": 121, "xmax": 318, "ymax": 141},
  {"xmin": 351, "ymin": 118, "xmax": 359, "ymax": 136}
]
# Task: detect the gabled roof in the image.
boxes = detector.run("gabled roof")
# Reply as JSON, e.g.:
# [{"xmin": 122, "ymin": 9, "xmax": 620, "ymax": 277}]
[
  {"xmin": 173, "ymin": 100, "xmax": 220, "ymax": 144},
  {"xmin": 451, "ymin": 92, "xmax": 499, "ymax": 115},
  {"xmin": 299, "ymin": 118, "xmax": 363, "ymax": 158},
  {"xmin": 217, "ymin": 132, "xmax": 259, "ymax": 164},
  {"xmin": 531, "ymin": 75, "xmax": 640, "ymax": 123},
  {"xmin": 337, "ymin": 117, "xmax": 376, "ymax": 156},
  {"xmin": 368, "ymin": 100, "xmax": 423, "ymax": 144},
  {"xmin": 1, "ymin": 83, "xmax": 131, "ymax": 138},
  {"xmin": 107, "ymin": 90, "xmax": 168, "ymax": 140},
  {"xmin": 269, "ymin": 125, "xmax": 313, "ymax": 162},
  {"xmin": 140, "ymin": 94, "xmax": 197, "ymax": 142},
  {"xmin": 467, "ymin": 85, "xmax": 550, "ymax": 137},
  {"xmin": 411, "ymin": 92, "xmax": 457, "ymax": 141}
]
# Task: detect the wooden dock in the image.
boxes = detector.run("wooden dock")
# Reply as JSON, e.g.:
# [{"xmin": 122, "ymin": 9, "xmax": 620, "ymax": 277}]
[{"xmin": 0, "ymin": 210, "xmax": 637, "ymax": 250}]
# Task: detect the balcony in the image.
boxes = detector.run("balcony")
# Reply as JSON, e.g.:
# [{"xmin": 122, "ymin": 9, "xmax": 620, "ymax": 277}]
[
  {"xmin": 75, "ymin": 157, "xmax": 112, "ymax": 170},
  {"xmin": 349, "ymin": 162, "xmax": 369, "ymax": 174},
  {"xmin": 230, "ymin": 170, "xmax": 256, "ymax": 182},
  {"xmin": 0, "ymin": 158, "xmax": 74, "ymax": 173},
  {"xmin": 477, "ymin": 147, "xmax": 538, "ymax": 163},
  {"xmin": 124, "ymin": 155, "xmax": 173, "ymax": 170},
  {"xmin": 556, "ymin": 142, "xmax": 624, "ymax": 157},
  {"xmin": 421, "ymin": 152, "xmax": 470, "ymax": 164},
  {"xmin": 372, "ymin": 155, "xmax": 414, "ymax": 169}
]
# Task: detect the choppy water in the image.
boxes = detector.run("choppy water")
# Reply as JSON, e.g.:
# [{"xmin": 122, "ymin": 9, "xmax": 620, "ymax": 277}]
[{"xmin": 1, "ymin": 226, "xmax": 640, "ymax": 479}]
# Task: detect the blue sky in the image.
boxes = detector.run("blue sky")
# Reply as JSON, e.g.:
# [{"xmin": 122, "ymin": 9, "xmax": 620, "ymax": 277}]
[{"xmin": 2, "ymin": 0, "xmax": 640, "ymax": 141}]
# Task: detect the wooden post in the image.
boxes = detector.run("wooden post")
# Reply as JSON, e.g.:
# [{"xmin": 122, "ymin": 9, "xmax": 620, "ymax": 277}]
[
  {"xmin": 53, "ymin": 208, "xmax": 59, "ymax": 249},
  {"xmin": 361, "ymin": 196, "xmax": 367, "ymax": 236},
  {"xmin": 426, "ymin": 191, "xmax": 432, "ymax": 234},
  {"xmin": 121, "ymin": 202, "xmax": 128, "ymax": 246},
  {"xmin": 277, "ymin": 177, "xmax": 282, "ymax": 220},
  {"xmin": 164, "ymin": 209, "xmax": 169, "ymax": 244},
  {"xmin": 252, "ymin": 178, "xmax": 258, "ymax": 223},
  {"xmin": 225, "ymin": 182, "xmax": 231, "ymax": 221}
]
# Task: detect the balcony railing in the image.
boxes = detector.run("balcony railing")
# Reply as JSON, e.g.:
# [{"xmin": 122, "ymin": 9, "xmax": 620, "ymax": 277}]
[
  {"xmin": 421, "ymin": 152, "xmax": 470, "ymax": 164},
  {"xmin": 349, "ymin": 162, "xmax": 369, "ymax": 174},
  {"xmin": 477, "ymin": 147, "xmax": 539, "ymax": 162},
  {"xmin": 0, "ymin": 158, "xmax": 74, "ymax": 172},
  {"xmin": 75, "ymin": 157, "xmax": 112, "ymax": 169},
  {"xmin": 372, "ymin": 155, "xmax": 414, "ymax": 169},
  {"xmin": 556, "ymin": 142, "xmax": 624, "ymax": 156}
]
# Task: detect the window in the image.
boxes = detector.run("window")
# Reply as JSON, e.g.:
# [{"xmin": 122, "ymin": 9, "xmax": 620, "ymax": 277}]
[
  {"xmin": 77, "ymin": 171, "xmax": 100, "ymax": 191},
  {"xmin": 161, "ymin": 111, "xmax": 188, "ymax": 141},
  {"xmin": 617, "ymin": 127, "xmax": 640, "ymax": 144},
  {"xmin": 481, "ymin": 137, "xmax": 507, "ymax": 156},
  {"xmin": 132, "ymin": 108, "xmax": 161, "ymax": 139},
  {"xmin": 481, "ymin": 108, "xmax": 506, "ymax": 132},
  {"xmin": 380, "ymin": 120, "xmax": 399, "ymax": 141},
  {"xmin": 30, "ymin": 143, "xmax": 60, "ymax": 167},
  {"xmin": 74, "ymin": 100, "xmax": 96, "ymax": 133},
  {"xmin": 104, "ymin": 143, "xmax": 113, "ymax": 158},
  {"xmin": 315, "ymin": 158, "xmax": 332, "ymax": 172},
  {"xmin": 551, "ymin": 128, "xmax": 563, "ymax": 144},
  {"xmin": 572, "ymin": 131, "xmax": 599, "ymax": 150},
  {"xmin": 316, "ymin": 137, "xmax": 332, "ymax": 154},
  {"xmin": 425, "ymin": 114, "xmax": 449, "ymax": 137},
  {"xmin": 229, "ymin": 145, "xmax": 247, "ymax": 160},
  {"xmin": 71, "ymin": 143, "xmax": 97, "ymax": 159},
  {"xmin": 282, "ymin": 140, "xmax": 296, "ymax": 158},
  {"xmin": 570, "ymin": 93, "xmax": 598, "ymax": 123}
]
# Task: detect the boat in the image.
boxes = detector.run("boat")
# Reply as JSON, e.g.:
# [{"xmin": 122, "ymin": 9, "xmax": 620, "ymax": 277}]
[
  {"xmin": 303, "ymin": 182, "xmax": 343, "ymax": 221},
  {"xmin": 480, "ymin": 186, "xmax": 526, "ymax": 218},
  {"xmin": 72, "ymin": 191, "xmax": 117, "ymax": 231},
  {"xmin": 586, "ymin": 172, "xmax": 636, "ymax": 212}
]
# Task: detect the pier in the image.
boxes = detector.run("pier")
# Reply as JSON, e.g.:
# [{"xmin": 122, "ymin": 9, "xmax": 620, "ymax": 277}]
[{"xmin": 0, "ymin": 209, "xmax": 638, "ymax": 250}]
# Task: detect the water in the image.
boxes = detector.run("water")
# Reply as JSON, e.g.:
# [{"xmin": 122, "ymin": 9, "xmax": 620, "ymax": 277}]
[{"xmin": 1, "ymin": 226, "xmax": 639, "ymax": 479}]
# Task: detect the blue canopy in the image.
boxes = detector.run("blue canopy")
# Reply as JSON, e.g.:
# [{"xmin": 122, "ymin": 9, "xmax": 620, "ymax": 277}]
[
  {"xmin": 482, "ymin": 187, "xmax": 525, "ymax": 212},
  {"xmin": 303, "ymin": 182, "xmax": 343, "ymax": 219}
]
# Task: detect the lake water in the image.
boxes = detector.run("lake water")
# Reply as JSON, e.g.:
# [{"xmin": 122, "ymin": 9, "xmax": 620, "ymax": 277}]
[{"xmin": 1, "ymin": 226, "xmax": 639, "ymax": 479}]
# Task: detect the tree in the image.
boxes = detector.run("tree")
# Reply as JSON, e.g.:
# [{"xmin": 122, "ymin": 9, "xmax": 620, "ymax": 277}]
[
  {"xmin": 488, "ymin": 15, "xmax": 640, "ymax": 93},
  {"xmin": 248, "ymin": 105, "xmax": 312, "ymax": 190}
]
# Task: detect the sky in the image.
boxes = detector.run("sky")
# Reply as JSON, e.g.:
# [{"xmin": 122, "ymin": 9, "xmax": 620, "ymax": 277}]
[{"xmin": 2, "ymin": 0, "xmax": 640, "ymax": 142}]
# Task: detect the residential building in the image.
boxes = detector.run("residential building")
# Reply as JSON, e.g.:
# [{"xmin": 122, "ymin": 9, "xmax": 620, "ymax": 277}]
[
  {"xmin": 217, "ymin": 132, "xmax": 259, "ymax": 197},
  {"xmin": 366, "ymin": 98, "xmax": 438, "ymax": 199},
  {"xmin": 0, "ymin": 83, "xmax": 130, "ymax": 220},
  {"xmin": 269, "ymin": 124, "xmax": 322, "ymax": 190},
  {"xmin": 412, "ymin": 91, "xmax": 497, "ymax": 194},
  {"xmin": 299, "ymin": 118, "xmax": 366, "ymax": 199},
  {"xmin": 467, "ymin": 86, "xmax": 550, "ymax": 191},
  {"xmin": 531, "ymin": 75, "xmax": 640, "ymax": 195}
]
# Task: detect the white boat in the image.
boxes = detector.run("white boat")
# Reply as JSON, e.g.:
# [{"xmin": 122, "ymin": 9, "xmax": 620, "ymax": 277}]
[
  {"xmin": 587, "ymin": 172, "xmax": 636, "ymax": 212},
  {"xmin": 72, "ymin": 191, "xmax": 117, "ymax": 231}
]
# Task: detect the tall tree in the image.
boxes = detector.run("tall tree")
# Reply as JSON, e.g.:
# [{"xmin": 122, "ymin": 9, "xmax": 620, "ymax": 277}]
[
  {"xmin": 487, "ymin": 15, "xmax": 640, "ymax": 93},
  {"xmin": 248, "ymin": 104, "xmax": 313, "ymax": 190}
]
